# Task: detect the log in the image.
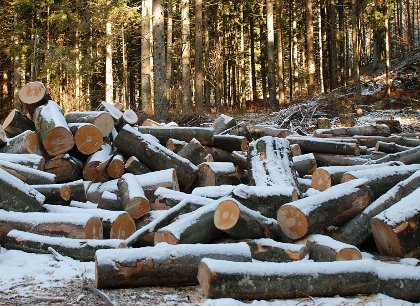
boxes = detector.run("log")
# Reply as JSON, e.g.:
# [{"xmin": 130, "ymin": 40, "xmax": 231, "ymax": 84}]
[
  {"xmin": 314, "ymin": 124, "xmax": 391, "ymax": 138},
  {"xmin": 192, "ymin": 185, "xmax": 236, "ymax": 199},
  {"xmin": 376, "ymin": 119, "xmax": 402, "ymax": 133},
  {"xmin": 117, "ymin": 109, "xmax": 138, "ymax": 127},
  {"xmin": 68, "ymin": 123, "xmax": 103, "ymax": 155},
  {"xmin": 305, "ymin": 234, "xmax": 362, "ymax": 261},
  {"xmin": 290, "ymin": 143, "xmax": 302, "ymax": 156},
  {"xmin": 316, "ymin": 117, "xmax": 331, "ymax": 129},
  {"xmin": 333, "ymin": 171, "xmax": 420, "ymax": 246},
  {"xmin": 203, "ymin": 146, "xmax": 248, "ymax": 169},
  {"xmin": 353, "ymin": 135, "xmax": 420, "ymax": 148},
  {"xmin": 212, "ymin": 135, "xmax": 247, "ymax": 152},
  {"xmin": 292, "ymin": 153, "xmax": 317, "ymax": 177},
  {"xmin": 277, "ymin": 179, "xmax": 372, "ymax": 240},
  {"xmin": 245, "ymin": 238, "xmax": 308, "ymax": 262},
  {"xmin": 177, "ymin": 138, "xmax": 208, "ymax": 165},
  {"xmin": 107, "ymin": 153, "xmax": 125, "ymax": 179},
  {"xmin": 0, "ymin": 210, "xmax": 103, "ymax": 239},
  {"xmin": 0, "ymin": 168, "xmax": 45, "ymax": 212},
  {"xmin": 214, "ymin": 198, "xmax": 287, "ymax": 241},
  {"xmin": 249, "ymin": 125, "xmax": 292, "ymax": 138},
  {"xmin": 142, "ymin": 118, "xmax": 161, "ymax": 126},
  {"xmin": 114, "ymin": 125, "xmax": 197, "ymax": 191},
  {"xmin": 369, "ymin": 145, "xmax": 420, "ymax": 165},
  {"xmin": 44, "ymin": 154, "xmax": 83, "ymax": 183},
  {"xmin": 98, "ymin": 191, "xmax": 122, "ymax": 211},
  {"xmin": 124, "ymin": 156, "xmax": 151, "ymax": 175},
  {"xmin": 31, "ymin": 183, "xmax": 71, "ymax": 203},
  {"xmin": 297, "ymin": 177, "xmax": 312, "ymax": 193},
  {"xmin": 341, "ymin": 164, "xmax": 420, "ymax": 199},
  {"xmin": 371, "ymin": 188, "xmax": 420, "ymax": 257},
  {"xmin": 248, "ymin": 136, "xmax": 299, "ymax": 190},
  {"xmin": 212, "ymin": 114, "xmax": 237, "ymax": 134},
  {"xmin": 0, "ymin": 160, "xmax": 56, "ymax": 184},
  {"xmin": 165, "ymin": 138, "xmax": 187, "ymax": 153},
  {"xmin": 136, "ymin": 125, "xmax": 214, "ymax": 145},
  {"xmin": 70, "ymin": 200, "xmax": 98, "ymax": 209},
  {"xmin": 118, "ymin": 173, "xmax": 150, "ymax": 219},
  {"xmin": 154, "ymin": 187, "xmax": 214, "ymax": 209},
  {"xmin": 287, "ymin": 136, "xmax": 361, "ymax": 155},
  {"xmin": 95, "ymin": 242, "xmax": 252, "ymax": 288},
  {"xmin": 197, "ymin": 258, "xmax": 379, "ymax": 299},
  {"xmin": 65, "ymin": 111, "xmax": 114, "ymax": 137},
  {"xmin": 18, "ymin": 81, "xmax": 50, "ymax": 115},
  {"xmin": 66, "ymin": 179, "xmax": 87, "ymax": 202},
  {"xmin": 375, "ymin": 141, "xmax": 410, "ymax": 154},
  {"xmin": 313, "ymin": 153, "xmax": 367, "ymax": 166},
  {"xmin": 83, "ymin": 144, "xmax": 112, "ymax": 182},
  {"xmin": 196, "ymin": 162, "xmax": 241, "ymax": 187},
  {"xmin": 43, "ymin": 204, "xmax": 135, "ymax": 239},
  {"xmin": 0, "ymin": 153, "xmax": 45, "ymax": 170},
  {"xmin": 2, "ymin": 229, "xmax": 125, "ymax": 261},
  {"xmin": 33, "ymin": 100, "xmax": 75, "ymax": 156},
  {"xmin": 0, "ymin": 130, "xmax": 45, "ymax": 156},
  {"xmin": 97, "ymin": 101, "xmax": 123, "ymax": 120},
  {"xmin": 2, "ymin": 109, "xmax": 35, "ymax": 137},
  {"xmin": 219, "ymin": 121, "xmax": 251, "ymax": 139}
]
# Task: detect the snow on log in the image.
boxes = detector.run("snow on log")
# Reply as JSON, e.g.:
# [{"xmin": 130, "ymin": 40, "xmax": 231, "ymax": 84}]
[
  {"xmin": 124, "ymin": 156, "xmax": 151, "ymax": 175},
  {"xmin": 375, "ymin": 141, "xmax": 410, "ymax": 154},
  {"xmin": 212, "ymin": 135, "xmax": 248, "ymax": 152},
  {"xmin": 44, "ymin": 154, "xmax": 83, "ymax": 183},
  {"xmin": 202, "ymin": 147, "xmax": 248, "ymax": 169},
  {"xmin": 197, "ymin": 258, "xmax": 378, "ymax": 299},
  {"xmin": 245, "ymin": 238, "xmax": 308, "ymax": 262},
  {"xmin": 154, "ymin": 187, "xmax": 215, "ymax": 209},
  {"xmin": 305, "ymin": 234, "xmax": 362, "ymax": 261},
  {"xmin": 33, "ymin": 100, "xmax": 74, "ymax": 156},
  {"xmin": 2, "ymin": 229, "xmax": 125, "ymax": 261},
  {"xmin": 165, "ymin": 138, "xmax": 187, "ymax": 153},
  {"xmin": 196, "ymin": 162, "xmax": 241, "ymax": 187},
  {"xmin": 292, "ymin": 153, "xmax": 317, "ymax": 177},
  {"xmin": 68, "ymin": 123, "xmax": 103, "ymax": 155},
  {"xmin": 117, "ymin": 173, "xmax": 150, "ymax": 219},
  {"xmin": 43, "ymin": 204, "xmax": 135, "ymax": 239},
  {"xmin": 31, "ymin": 183, "xmax": 71, "ymax": 203},
  {"xmin": 333, "ymin": 171, "xmax": 420, "ymax": 246},
  {"xmin": 248, "ymin": 136, "xmax": 299, "ymax": 191},
  {"xmin": 212, "ymin": 114, "xmax": 237, "ymax": 135},
  {"xmin": 0, "ymin": 130, "xmax": 45, "ymax": 156},
  {"xmin": 95, "ymin": 242, "xmax": 252, "ymax": 288},
  {"xmin": 0, "ymin": 168, "xmax": 45, "ymax": 212},
  {"xmin": 107, "ymin": 153, "xmax": 126, "ymax": 179},
  {"xmin": 98, "ymin": 191, "xmax": 121, "ymax": 211},
  {"xmin": 115, "ymin": 109, "xmax": 138, "ymax": 130},
  {"xmin": 177, "ymin": 138, "xmax": 209, "ymax": 166},
  {"xmin": 18, "ymin": 81, "xmax": 50, "ymax": 115},
  {"xmin": 371, "ymin": 188, "xmax": 420, "ymax": 257},
  {"xmin": 0, "ymin": 209, "xmax": 102, "ymax": 239},
  {"xmin": 191, "ymin": 185, "xmax": 236, "ymax": 199},
  {"xmin": 249, "ymin": 125, "xmax": 292, "ymax": 138},
  {"xmin": 313, "ymin": 124, "xmax": 391, "ymax": 138},
  {"xmin": 114, "ymin": 125, "xmax": 197, "ymax": 191},
  {"xmin": 65, "ymin": 179, "xmax": 87, "ymax": 202},
  {"xmin": 369, "ymin": 145, "xmax": 420, "ymax": 165},
  {"xmin": 2, "ymin": 109, "xmax": 35, "ymax": 137},
  {"xmin": 136, "ymin": 126, "xmax": 214, "ymax": 145},
  {"xmin": 0, "ymin": 160, "xmax": 56, "ymax": 184},
  {"xmin": 277, "ymin": 179, "xmax": 371, "ymax": 240},
  {"xmin": 287, "ymin": 136, "xmax": 361, "ymax": 155},
  {"xmin": 0, "ymin": 153, "xmax": 45, "ymax": 170},
  {"xmin": 214, "ymin": 198, "xmax": 287, "ymax": 241},
  {"xmin": 65, "ymin": 111, "xmax": 114, "ymax": 137},
  {"xmin": 313, "ymin": 153, "xmax": 367, "ymax": 166},
  {"xmin": 83, "ymin": 144, "xmax": 112, "ymax": 182}
]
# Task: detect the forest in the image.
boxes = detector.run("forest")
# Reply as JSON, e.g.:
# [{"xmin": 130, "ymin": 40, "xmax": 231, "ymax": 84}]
[{"xmin": 0, "ymin": 0, "xmax": 418, "ymax": 122}]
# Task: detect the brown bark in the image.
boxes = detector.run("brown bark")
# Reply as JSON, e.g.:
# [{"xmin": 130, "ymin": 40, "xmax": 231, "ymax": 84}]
[
  {"xmin": 313, "ymin": 124, "xmax": 391, "ymax": 138},
  {"xmin": 212, "ymin": 135, "xmax": 248, "ymax": 152},
  {"xmin": 125, "ymin": 156, "xmax": 151, "ymax": 175},
  {"xmin": 44, "ymin": 155, "xmax": 83, "ymax": 183},
  {"xmin": 196, "ymin": 162, "xmax": 241, "ymax": 187},
  {"xmin": 2, "ymin": 109, "xmax": 35, "ymax": 137},
  {"xmin": 306, "ymin": 234, "xmax": 362, "ymax": 261},
  {"xmin": 118, "ymin": 173, "xmax": 150, "ymax": 220},
  {"xmin": 65, "ymin": 111, "xmax": 114, "ymax": 137},
  {"xmin": 246, "ymin": 238, "xmax": 308, "ymax": 262}
]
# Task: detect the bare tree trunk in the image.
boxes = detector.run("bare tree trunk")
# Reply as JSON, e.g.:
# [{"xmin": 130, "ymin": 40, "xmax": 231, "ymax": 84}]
[
  {"xmin": 182, "ymin": 0, "xmax": 192, "ymax": 113},
  {"xmin": 105, "ymin": 8, "xmax": 113, "ymax": 104},
  {"xmin": 194, "ymin": 0, "xmax": 204, "ymax": 112},
  {"xmin": 46, "ymin": 4, "xmax": 51, "ymax": 87},
  {"xmin": 385, "ymin": 1, "xmax": 392, "ymax": 96},
  {"xmin": 13, "ymin": 13, "xmax": 23, "ymax": 110},
  {"xmin": 240, "ymin": 4, "xmax": 246, "ymax": 110},
  {"xmin": 306, "ymin": 0, "xmax": 315, "ymax": 95},
  {"xmin": 260, "ymin": 12, "xmax": 268, "ymax": 108},
  {"xmin": 75, "ymin": 15, "xmax": 81, "ymax": 109},
  {"xmin": 141, "ymin": 0, "xmax": 153, "ymax": 116},
  {"xmin": 276, "ymin": 0, "xmax": 285, "ymax": 105},
  {"xmin": 352, "ymin": 0, "xmax": 361, "ymax": 103},
  {"xmin": 267, "ymin": 0, "xmax": 277, "ymax": 111},
  {"xmin": 122, "ymin": 26, "xmax": 128, "ymax": 109},
  {"xmin": 203, "ymin": 0, "xmax": 210, "ymax": 109},
  {"xmin": 406, "ymin": 0, "xmax": 414, "ymax": 50},
  {"xmin": 318, "ymin": 2, "xmax": 325, "ymax": 94},
  {"xmin": 249, "ymin": 14, "xmax": 258, "ymax": 107},
  {"xmin": 292, "ymin": 0, "xmax": 299, "ymax": 95},
  {"xmin": 166, "ymin": 0, "xmax": 173, "ymax": 106},
  {"xmin": 327, "ymin": 0, "xmax": 337, "ymax": 91}
]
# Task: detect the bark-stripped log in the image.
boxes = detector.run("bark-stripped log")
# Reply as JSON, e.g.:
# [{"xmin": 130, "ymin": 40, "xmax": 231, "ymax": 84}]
[
  {"xmin": 95, "ymin": 242, "xmax": 252, "ymax": 288},
  {"xmin": 277, "ymin": 179, "xmax": 372, "ymax": 240},
  {"xmin": 43, "ymin": 204, "xmax": 135, "ymax": 239},
  {"xmin": 82, "ymin": 144, "xmax": 112, "ymax": 182},
  {"xmin": 287, "ymin": 136, "xmax": 361, "ymax": 155},
  {"xmin": 136, "ymin": 126, "xmax": 214, "ymax": 145},
  {"xmin": 68, "ymin": 123, "xmax": 103, "ymax": 155},
  {"xmin": 333, "ymin": 171, "xmax": 420, "ymax": 246},
  {"xmin": 107, "ymin": 153, "xmax": 125, "ymax": 179},
  {"xmin": 305, "ymin": 234, "xmax": 362, "ymax": 261},
  {"xmin": 44, "ymin": 154, "xmax": 83, "ymax": 183},
  {"xmin": 371, "ymin": 188, "xmax": 420, "ymax": 257},
  {"xmin": 212, "ymin": 114, "xmax": 237, "ymax": 134},
  {"xmin": 0, "ymin": 130, "xmax": 45, "ymax": 156},
  {"xmin": 65, "ymin": 111, "xmax": 114, "ymax": 137},
  {"xmin": 246, "ymin": 238, "xmax": 308, "ymax": 262},
  {"xmin": 2, "ymin": 109, "xmax": 35, "ymax": 137},
  {"xmin": 125, "ymin": 156, "xmax": 151, "ymax": 175},
  {"xmin": 118, "ymin": 173, "xmax": 150, "ymax": 219},
  {"xmin": 197, "ymin": 258, "xmax": 378, "ymax": 299},
  {"xmin": 31, "ymin": 183, "xmax": 71, "ymax": 203},
  {"xmin": 33, "ymin": 100, "xmax": 74, "ymax": 156},
  {"xmin": 0, "ymin": 160, "xmax": 56, "ymax": 184},
  {"xmin": 292, "ymin": 153, "xmax": 317, "ymax": 177},
  {"xmin": 0, "ymin": 153, "xmax": 45, "ymax": 170},
  {"xmin": 0, "ymin": 168, "xmax": 45, "ymax": 212},
  {"xmin": 18, "ymin": 81, "xmax": 50, "ymax": 115},
  {"xmin": 114, "ymin": 125, "xmax": 197, "ymax": 191},
  {"xmin": 2, "ymin": 229, "xmax": 125, "ymax": 261},
  {"xmin": 0, "ymin": 210, "xmax": 102, "ymax": 239},
  {"xmin": 313, "ymin": 124, "xmax": 391, "ymax": 138},
  {"xmin": 196, "ymin": 162, "xmax": 241, "ymax": 187}
]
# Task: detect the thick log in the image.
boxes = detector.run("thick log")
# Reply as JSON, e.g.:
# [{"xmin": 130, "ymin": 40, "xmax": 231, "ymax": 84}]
[
  {"xmin": 375, "ymin": 141, "xmax": 410, "ymax": 154},
  {"xmin": 83, "ymin": 144, "xmax": 112, "ymax": 182},
  {"xmin": 292, "ymin": 153, "xmax": 317, "ymax": 177},
  {"xmin": 95, "ymin": 242, "xmax": 252, "ymax": 288},
  {"xmin": 341, "ymin": 164, "xmax": 420, "ymax": 199},
  {"xmin": 65, "ymin": 111, "xmax": 114, "ymax": 137},
  {"xmin": 43, "ymin": 204, "xmax": 135, "ymax": 239},
  {"xmin": 136, "ymin": 125, "xmax": 214, "ymax": 145},
  {"xmin": 287, "ymin": 136, "xmax": 362, "ymax": 155},
  {"xmin": 196, "ymin": 162, "xmax": 241, "ymax": 187},
  {"xmin": 249, "ymin": 125, "xmax": 292, "ymax": 138},
  {"xmin": 212, "ymin": 135, "xmax": 247, "ymax": 152},
  {"xmin": 353, "ymin": 135, "xmax": 420, "ymax": 148},
  {"xmin": 277, "ymin": 179, "xmax": 372, "ymax": 240},
  {"xmin": 371, "ymin": 188, "xmax": 420, "ymax": 257},
  {"xmin": 0, "ymin": 130, "xmax": 45, "ymax": 156},
  {"xmin": 369, "ymin": 145, "xmax": 420, "ymax": 165},
  {"xmin": 192, "ymin": 185, "xmax": 236, "ymax": 199},
  {"xmin": 0, "ymin": 168, "xmax": 45, "ymax": 212},
  {"xmin": 18, "ymin": 81, "xmax": 50, "ymax": 115},
  {"xmin": 98, "ymin": 191, "xmax": 122, "ymax": 211},
  {"xmin": 114, "ymin": 125, "xmax": 197, "ymax": 191},
  {"xmin": 3, "ymin": 229, "xmax": 125, "ymax": 261},
  {"xmin": 2, "ymin": 109, "xmax": 35, "ymax": 137},
  {"xmin": 33, "ymin": 100, "xmax": 74, "ymax": 156},
  {"xmin": 165, "ymin": 138, "xmax": 187, "ymax": 153},
  {"xmin": 177, "ymin": 138, "xmax": 208, "ymax": 165},
  {"xmin": 214, "ymin": 198, "xmax": 286, "ymax": 241},
  {"xmin": 0, "ymin": 210, "xmax": 102, "ymax": 239},
  {"xmin": 314, "ymin": 124, "xmax": 391, "ymax": 138},
  {"xmin": 66, "ymin": 179, "xmax": 87, "ymax": 202},
  {"xmin": 305, "ymin": 234, "xmax": 362, "ymax": 261},
  {"xmin": 333, "ymin": 171, "xmax": 420, "ymax": 246},
  {"xmin": 203, "ymin": 146, "xmax": 248, "ymax": 169},
  {"xmin": 124, "ymin": 156, "xmax": 151, "ymax": 175},
  {"xmin": 248, "ymin": 136, "xmax": 299, "ymax": 190},
  {"xmin": 212, "ymin": 114, "xmax": 237, "ymax": 134},
  {"xmin": 290, "ymin": 143, "xmax": 302, "ymax": 156},
  {"xmin": 246, "ymin": 238, "xmax": 308, "ymax": 262},
  {"xmin": 0, "ymin": 153, "xmax": 45, "ymax": 170},
  {"xmin": 31, "ymin": 183, "xmax": 71, "ymax": 203},
  {"xmin": 118, "ymin": 173, "xmax": 150, "ymax": 219},
  {"xmin": 0, "ymin": 160, "xmax": 56, "ymax": 184},
  {"xmin": 68, "ymin": 123, "xmax": 103, "ymax": 155},
  {"xmin": 313, "ymin": 153, "xmax": 367, "ymax": 166},
  {"xmin": 44, "ymin": 154, "xmax": 83, "ymax": 183},
  {"xmin": 197, "ymin": 258, "xmax": 379, "ymax": 299},
  {"xmin": 107, "ymin": 153, "xmax": 125, "ymax": 179}
]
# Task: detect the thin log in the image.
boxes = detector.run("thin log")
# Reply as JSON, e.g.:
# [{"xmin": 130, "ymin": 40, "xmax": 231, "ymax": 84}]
[
  {"xmin": 353, "ymin": 135, "xmax": 420, "ymax": 148},
  {"xmin": 369, "ymin": 145, "xmax": 420, "ymax": 165},
  {"xmin": 313, "ymin": 124, "xmax": 391, "ymax": 138},
  {"xmin": 83, "ymin": 144, "xmax": 112, "ymax": 182},
  {"xmin": 107, "ymin": 153, "xmax": 126, "ymax": 179},
  {"xmin": 98, "ymin": 191, "xmax": 122, "ymax": 211},
  {"xmin": 313, "ymin": 153, "xmax": 367, "ymax": 166},
  {"xmin": 0, "ymin": 153, "xmax": 45, "ymax": 170},
  {"xmin": 212, "ymin": 135, "xmax": 248, "ymax": 152},
  {"xmin": 178, "ymin": 138, "xmax": 208, "ymax": 165},
  {"xmin": 165, "ymin": 138, "xmax": 187, "ymax": 153},
  {"xmin": 249, "ymin": 125, "xmax": 292, "ymax": 138},
  {"xmin": 305, "ymin": 234, "xmax": 362, "ymax": 261},
  {"xmin": 0, "ymin": 160, "xmax": 56, "ymax": 184},
  {"xmin": 375, "ymin": 141, "xmax": 410, "ymax": 154},
  {"xmin": 118, "ymin": 173, "xmax": 150, "ymax": 219},
  {"xmin": 287, "ymin": 136, "xmax": 361, "ymax": 155},
  {"xmin": 203, "ymin": 146, "xmax": 248, "ymax": 169},
  {"xmin": 246, "ymin": 238, "xmax": 308, "ymax": 262},
  {"xmin": 136, "ymin": 125, "xmax": 214, "ymax": 145},
  {"xmin": 31, "ymin": 183, "xmax": 71, "ymax": 203},
  {"xmin": 196, "ymin": 162, "xmax": 241, "ymax": 187}
]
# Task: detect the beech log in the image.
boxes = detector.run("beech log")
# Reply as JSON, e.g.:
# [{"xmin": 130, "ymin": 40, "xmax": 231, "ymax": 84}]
[
  {"xmin": 0, "ymin": 130, "xmax": 45, "ymax": 156},
  {"xmin": 118, "ymin": 173, "xmax": 150, "ymax": 219},
  {"xmin": 212, "ymin": 135, "xmax": 247, "ymax": 152},
  {"xmin": 196, "ymin": 162, "xmax": 241, "ymax": 187},
  {"xmin": 287, "ymin": 136, "xmax": 361, "ymax": 155},
  {"xmin": 165, "ymin": 138, "xmax": 187, "ymax": 153},
  {"xmin": 18, "ymin": 81, "xmax": 50, "ymax": 115},
  {"xmin": 107, "ymin": 153, "xmax": 125, "ymax": 178},
  {"xmin": 65, "ymin": 111, "xmax": 114, "ymax": 137},
  {"xmin": 249, "ymin": 125, "xmax": 292, "ymax": 138},
  {"xmin": 292, "ymin": 153, "xmax": 317, "ymax": 177},
  {"xmin": 136, "ymin": 125, "xmax": 214, "ymax": 145},
  {"xmin": 314, "ymin": 124, "xmax": 391, "ymax": 138},
  {"xmin": 369, "ymin": 145, "xmax": 420, "ymax": 165},
  {"xmin": 124, "ymin": 156, "xmax": 151, "ymax": 175},
  {"xmin": 353, "ymin": 135, "xmax": 420, "ymax": 148},
  {"xmin": 305, "ymin": 234, "xmax": 362, "ymax": 261},
  {"xmin": 31, "ymin": 183, "xmax": 71, "ymax": 203},
  {"xmin": 212, "ymin": 114, "xmax": 237, "ymax": 134},
  {"xmin": 0, "ymin": 160, "xmax": 56, "ymax": 184},
  {"xmin": 313, "ymin": 153, "xmax": 366, "ymax": 166},
  {"xmin": 68, "ymin": 123, "xmax": 103, "ymax": 155},
  {"xmin": 246, "ymin": 238, "xmax": 308, "ymax": 262},
  {"xmin": 375, "ymin": 141, "xmax": 410, "ymax": 154},
  {"xmin": 203, "ymin": 146, "xmax": 248, "ymax": 169},
  {"xmin": 83, "ymin": 144, "xmax": 112, "ymax": 182},
  {"xmin": 177, "ymin": 138, "xmax": 208, "ymax": 165},
  {"xmin": 98, "ymin": 191, "xmax": 122, "ymax": 211},
  {"xmin": 0, "ymin": 153, "xmax": 45, "ymax": 170},
  {"xmin": 44, "ymin": 154, "xmax": 83, "ymax": 183},
  {"xmin": 2, "ymin": 109, "xmax": 35, "ymax": 137}
]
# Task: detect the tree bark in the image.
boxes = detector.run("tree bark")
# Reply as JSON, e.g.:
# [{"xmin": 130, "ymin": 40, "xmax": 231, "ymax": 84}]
[
  {"xmin": 276, "ymin": 0, "xmax": 285, "ymax": 105},
  {"xmin": 30, "ymin": 183, "xmax": 71, "ymax": 203},
  {"xmin": 313, "ymin": 124, "xmax": 391, "ymax": 138},
  {"xmin": 105, "ymin": 14, "xmax": 113, "ymax": 104},
  {"xmin": 181, "ymin": 0, "xmax": 192, "ymax": 113},
  {"xmin": 65, "ymin": 111, "xmax": 114, "ymax": 137},
  {"xmin": 352, "ymin": 0, "xmax": 361, "ymax": 102},
  {"xmin": 194, "ymin": 0, "xmax": 204, "ymax": 112},
  {"xmin": 125, "ymin": 156, "xmax": 151, "ymax": 175},
  {"xmin": 267, "ymin": 0, "xmax": 277, "ymax": 110},
  {"xmin": 141, "ymin": 0, "xmax": 153, "ymax": 116},
  {"xmin": 306, "ymin": 234, "xmax": 362, "ymax": 261},
  {"xmin": 306, "ymin": 0, "xmax": 316, "ymax": 95},
  {"xmin": 83, "ymin": 144, "xmax": 112, "ymax": 182},
  {"xmin": 118, "ymin": 173, "xmax": 150, "ymax": 220},
  {"xmin": 0, "ymin": 153, "xmax": 44, "ymax": 170},
  {"xmin": 2, "ymin": 109, "xmax": 35, "ymax": 137}
]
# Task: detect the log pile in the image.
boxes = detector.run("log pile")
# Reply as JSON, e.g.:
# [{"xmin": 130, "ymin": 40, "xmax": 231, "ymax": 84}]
[{"xmin": 0, "ymin": 82, "xmax": 419, "ymax": 301}]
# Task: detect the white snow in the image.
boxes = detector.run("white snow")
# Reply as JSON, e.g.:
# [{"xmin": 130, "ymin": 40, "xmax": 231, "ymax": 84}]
[
  {"xmin": 43, "ymin": 204, "xmax": 127, "ymax": 223},
  {"xmin": 292, "ymin": 153, "xmax": 315, "ymax": 163},
  {"xmin": 0, "ymin": 153, "xmax": 43, "ymax": 169},
  {"xmin": 0, "ymin": 159, "xmax": 56, "ymax": 183},
  {"xmin": 202, "ymin": 162, "xmax": 236, "ymax": 173},
  {"xmin": 344, "ymin": 164, "xmax": 420, "ymax": 181},
  {"xmin": 155, "ymin": 187, "xmax": 215, "ymax": 206},
  {"xmin": 0, "ymin": 168, "xmax": 45, "ymax": 204},
  {"xmin": 306, "ymin": 234, "xmax": 360, "ymax": 252},
  {"xmin": 233, "ymin": 184, "xmax": 296, "ymax": 198},
  {"xmin": 136, "ymin": 168, "xmax": 178, "ymax": 189},
  {"xmin": 251, "ymin": 238, "xmax": 306, "ymax": 252},
  {"xmin": 70, "ymin": 200, "xmax": 98, "ymax": 209},
  {"xmin": 192, "ymin": 185, "xmax": 236, "ymax": 198},
  {"xmin": 87, "ymin": 143, "xmax": 112, "ymax": 162},
  {"xmin": 38, "ymin": 100, "xmax": 69, "ymax": 129},
  {"xmin": 121, "ymin": 173, "xmax": 146, "ymax": 198}
]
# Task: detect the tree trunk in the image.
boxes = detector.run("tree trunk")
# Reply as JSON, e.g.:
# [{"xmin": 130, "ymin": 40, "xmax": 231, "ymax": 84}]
[
  {"xmin": 292, "ymin": 153, "xmax": 317, "ymax": 177},
  {"xmin": 286, "ymin": 136, "xmax": 361, "ymax": 155},
  {"xmin": 276, "ymin": 0, "xmax": 285, "ymax": 105},
  {"xmin": 385, "ymin": 3, "xmax": 392, "ymax": 96},
  {"xmin": 327, "ymin": 0, "xmax": 338, "ymax": 91},
  {"xmin": 83, "ymin": 144, "xmax": 112, "ymax": 182},
  {"xmin": 267, "ymin": 0, "xmax": 277, "ymax": 110},
  {"xmin": 194, "ymin": 0, "xmax": 204, "ymax": 112},
  {"xmin": 306, "ymin": 0, "xmax": 316, "ymax": 95},
  {"xmin": 246, "ymin": 238, "xmax": 308, "ymax": 262},
  {"xmin": 0, "ymin": 160, "xmax": 55, "ymax": 185},
  {"xmin": 181, "ymin": 0, "xmax": 192, "ymax": 113},
  {"xmin": 249, "ymin": 14, "xmax": 258, "ymax": 107},
  {"xmin": 141, "ymin": 0, "xmax": 153, "ymax": 116},
  {"xmin": 0, "ymin": 153, "xmax": 44, "ymax": 170},
  {"xmin": 105, "ymin": 15, "xmax": 113, "ymax": 103},
  {"xmin": 352, "ymin": 0, "xmax": 361, "ymax": 102},
  {"xmin": 177, "ymin": 138, "xmax": 208, "ymax": 166},
  {"xmin": 314, "ymin": 124, "xmax": 391, "ymax": 138},
  {"xmin": 125, "ymin": 156, "xmax": 151, "ymax": 175}
]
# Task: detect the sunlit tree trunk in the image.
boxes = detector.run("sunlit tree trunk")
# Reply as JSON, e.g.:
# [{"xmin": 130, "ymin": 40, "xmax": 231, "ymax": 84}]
[
  {"xmin": 249, "ymin": 13, "xmax": 257, "ymax": 107},
  {"xmin": 141, "ymin": 0, "xmax": 153, "ymax": 116},
  {"xmin": 306, "ymin": 0, "xmax": 315, "ymax": 95},
  {"xmin": 385, "ymin": 1, "xmax": 392, "ymax": 96},
  {"xmin": 194, "ymin": 0, "xmax": 204, "ymax": 112},
  {"xmin": 267, "ymin": 0, "xmax": 277, "ymax": 110},
  {"xmin": 181, "ymin": 0, "xmax": 192, "ymax": 112},
  {"xmin": 166, "ymin": 0, "xmax": 173, "ymax": 106},
  {"xmin": 276, "ymin": 0, "xmax": 285, "ymax": 105},
  {"xmin": 318, "ymin": 1, "xmax": 325, "ymax": 94},
  {"xmin": 122, "ymin": 26, "xmax": 128, "ymax": 109},
  {"xmin": 13, "ymin": 13, "xmax": 24, "ymax": 109},
  {"xmin": 105, "ymin": 7, "xmax": 113, "ymax": 104},
  {"xmin": 352, "ymin": 0, "xmax": 361, "ymax": 102}
]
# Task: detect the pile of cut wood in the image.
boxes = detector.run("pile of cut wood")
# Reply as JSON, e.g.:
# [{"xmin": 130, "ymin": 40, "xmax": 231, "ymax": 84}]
[{"xmin": 0, "ymin": 81, "xmax": 419, "ymax": 301}]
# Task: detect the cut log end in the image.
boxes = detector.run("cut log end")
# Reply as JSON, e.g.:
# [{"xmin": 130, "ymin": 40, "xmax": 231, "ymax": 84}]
[
  {"xmin": 85, "ymin": 217, "xmax": 103, "ymax": 239},
  {"xmin": 277, "ymin": 205, "xmax": 308, "ymax": 240},
  {"xmin": 197, "ymin": 260, "xmax": 213, "ymax": 298},
  {"xmin": 60, "ymin": 185, "xmax": 72, "ymax": 202},
  {"xmin": 214, "ymin": 199, "xmax": 241, "ymax": 231},
  {"xmin": 240, "ymin": 138, "xmax": 248, "ymax": 152},
  {"xmin": 336, "ymin": 248, "xmax": 363, "ymax": 261},
  {"xmin": 75, "ymin": 124, "xmax": 103, "ymax": 155},
  {"xmin": 371, "ymin": 218, "xmax": 404, "ymax": 257},
  {"xmin": 341, "ymin": 173, "xmax": 357, "ymax": 183},
  {"xmin": 18, "ymin": 81, "xmax": 46, "ymax": 105},
  {"xmin": 154, "ymin": 230, "xmax": 180, "ymax": 245},
  {"xmin": 109, "ymin": 214, "xmax": 136, "ymax": 239},
  {"xmin": 44, "ymin": 127, "xmax": 75, "ymax": 156},
  {"xmin": 107, "ymin": 159, "xmax": 125, "ymax": 179},
  {"xmin": 124, "ymin": 198, "xmax": 150, "ymax": 220},
  {"xmin": 311, "ymin": 168, "xmax": 333, "ymax": 191},
  {"xmin": 93, "ymin": 113, "xmax": 114, "ymax": 137}
]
